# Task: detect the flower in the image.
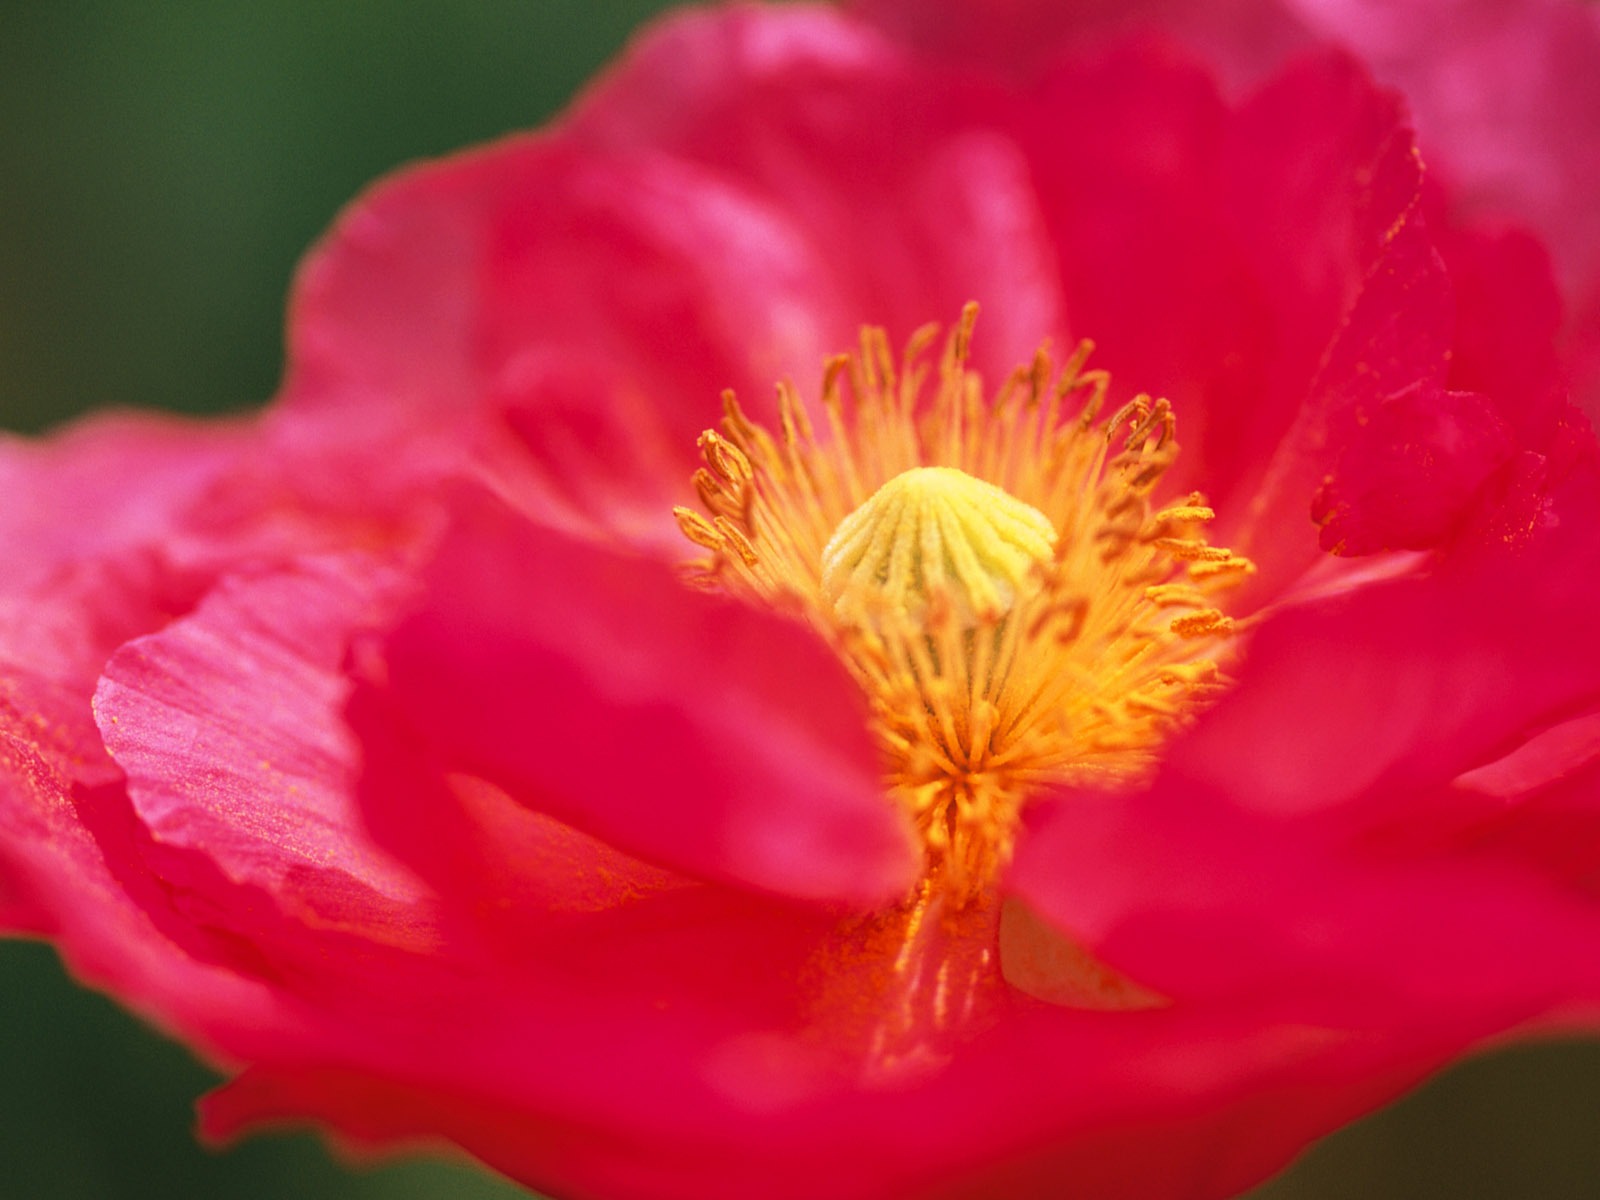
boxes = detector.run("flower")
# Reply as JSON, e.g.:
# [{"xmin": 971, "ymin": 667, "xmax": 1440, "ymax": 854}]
[{"xmin": 4, "ymin": 3, "xmax": 1600, "ymax": 1199}]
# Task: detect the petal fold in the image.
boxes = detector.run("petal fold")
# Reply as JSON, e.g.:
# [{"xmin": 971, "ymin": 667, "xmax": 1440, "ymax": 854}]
[
  {"xmin": 95, "ymin": 555, "xmax": 435, "ymax": 943},
  {"xmin": 354, "ymin": 489, "xmax": 918, "ymax": 909}
]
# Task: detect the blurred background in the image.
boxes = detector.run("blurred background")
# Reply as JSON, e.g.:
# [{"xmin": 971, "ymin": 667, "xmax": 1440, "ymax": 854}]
[{"xmin": 1, "ymin": 3, "xmax": 1597, "ymax": 1197}]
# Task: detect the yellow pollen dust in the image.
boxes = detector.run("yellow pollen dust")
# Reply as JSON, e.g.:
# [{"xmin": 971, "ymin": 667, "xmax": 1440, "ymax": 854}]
[{"xmin": 675, "ymin": 304, "xmax": 1253, "ymax": 903}]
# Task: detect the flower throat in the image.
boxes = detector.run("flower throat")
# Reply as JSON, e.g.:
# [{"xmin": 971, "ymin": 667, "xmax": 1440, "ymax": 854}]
[{"xmin": 676, "ymin": 305, "xmax": 1249, "ymax": 902}]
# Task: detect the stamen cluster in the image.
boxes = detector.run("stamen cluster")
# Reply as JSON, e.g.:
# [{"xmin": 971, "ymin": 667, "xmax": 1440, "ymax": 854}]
[{"xmin": 676, "ymin": 305, "xmax": 1251, "ymax": 900}]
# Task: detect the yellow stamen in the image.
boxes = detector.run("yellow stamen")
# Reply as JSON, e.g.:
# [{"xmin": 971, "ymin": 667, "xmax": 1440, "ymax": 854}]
[{"xmin": 678, "ymin": 304, "xmax": 1250, "ymax": 903}]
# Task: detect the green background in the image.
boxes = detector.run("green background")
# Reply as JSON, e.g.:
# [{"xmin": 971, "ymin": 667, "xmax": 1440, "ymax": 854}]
[{"xmin": 1, "ymin": 4, "xmax": 1597, "ymax": 1197}]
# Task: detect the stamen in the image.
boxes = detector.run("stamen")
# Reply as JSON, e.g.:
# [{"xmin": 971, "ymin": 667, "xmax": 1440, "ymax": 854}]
[{"xmin": 677, "ymin": 306, "xmax": 1250, "ymax": 903}]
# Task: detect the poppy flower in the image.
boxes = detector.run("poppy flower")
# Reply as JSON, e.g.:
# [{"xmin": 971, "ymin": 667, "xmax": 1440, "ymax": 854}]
[{"xmin": 4, "ymin": 3, "xmax": 1600, "ymax": 1199}]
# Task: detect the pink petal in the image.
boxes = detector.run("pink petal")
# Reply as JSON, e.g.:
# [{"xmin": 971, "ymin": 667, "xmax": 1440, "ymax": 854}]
[
  {"xmin": 1286, "ymin": 0, "xmax": 1600, "ymax": 298},
  {"xmin": 1436, "ymin": 222, "xmax": 1568, "ymax": 448},
  {"xmin": 94, "ymin": 554, "xmax": 435, "ymax": 943},
  {"xmin": 350, "ymin": 728, "xmax": 691, "ymax": 952},
  {"xmin": 1451, "ymin": 730, "xmax": 1600, "ymax": 894},
  {"xmin": 281, "ymin": 6, "xmax": 1071, "ymax": 550},
  {"xmin": 0, "ymin": 410, "xmax": 253, "ymax": 692},
  {"xmin": 1004, "ymin": 47, "xmax": 1469, "ymax": 587},
  {"xmin": 1219, "ymin": 55, "xmax": 1453, "ymax": 574},
  {"xmin": 195, "ymin": 965, "xmax": 1463, "ymax": 1200},
  {"xmin": 0, "ymin": 662, "xmax": 294, "ymax": 1053},
  {"xmin": 850, "ymin": 0, "xmax": 1317, "ymax": 87},
  {"xmin": 565, "ymin": 5, "xmax": 1068, "ymax": 382},
  {"xmin": 1310, "ymin": 383, "xmax": 1514, "ymax": 554},
  {"xmin": 353, "ymin": 488, "xmax": 917, "ymax": 909},
  {"xmin": 1012, "ymin": 464, "xmax": 1600, "ymax": 1023},
  {"xmin": 1011, "ymin": 42, "xmax": 1257, "ymax": 488},
  {"xmin": 285, "ymin": 138, "xmax": 808, "ymax": 549},
  {"xmin": 860, "ymin": 0, "xmax": 1600, "ymax": 326}
]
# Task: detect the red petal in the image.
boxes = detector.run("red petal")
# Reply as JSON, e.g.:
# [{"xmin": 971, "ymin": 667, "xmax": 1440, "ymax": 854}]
[
  {"xmin": 281, "ymin": 6, "xmax": 1073, "ymax": 548},
  {"xmin": 1451, "ymin": 727, "xmax": 1600, "ymax": 894},
  {"xmin": 0, "ymin": 410, "xmax": 243, "ymax": 936},
  {"xmin": 0, "ymin": 411, "xmax": 252, "ymax": 692},
  {"xmin": 1012, "ymin": 474, "xmax": 1600, "ymax": 1023},
  {"xmin": 1220, "ymin": 55, "xmax": 1454, "ymax": 574},
  {"xmin": 95, "ymin": 555, "xmax": 435, "ymax": 943},
  {"xmin": 355, "ymin": 488, "xmax": 917, "ymax": 908},
  {"xmin": 565, "ymin": 4, "xmax": 1068, "ymax": 382},
  {"xmin": 194, "ymin": 972, "xmax": 1462, "ymax": 1200},
  {"xmin": 348, "ymin": 720, "xmax": 690, "ymax": 952},
  {"xmin": 1310, "ymin": 384, "xmax": 1514, "ymax": 554},
  {"xmin": 0, "ymin": 663, "xmax": 294, "ymax": 1051},
  {"xmin": 1287, "ymin": 0, "xmax": 1600, "ymax": 296},
  {"xmin": 1437, "ymin": 223, "xmax": 1568, "ymax": 448},
  {"xmin": 285, "ymin": 139, "xmax": 807, "ymax": 548},
  {"xmin": 1008, "ymin": 47, "xmax": 1463, "ymax": 587},
  {"xmin": 850, "ymin": 0, "xmax": 1316, "ymax": 86}
]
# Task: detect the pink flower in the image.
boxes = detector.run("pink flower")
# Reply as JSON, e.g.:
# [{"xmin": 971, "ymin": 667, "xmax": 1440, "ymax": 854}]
[{"xmin": 4, "ymin": 3, "xmax": 1599, "ymax": 1198}]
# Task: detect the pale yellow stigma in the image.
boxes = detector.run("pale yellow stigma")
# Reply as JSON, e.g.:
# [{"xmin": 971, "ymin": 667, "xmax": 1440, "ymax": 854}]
[
  {"xmin": 821, "ymin": 467, "xmax": 1057, "ymax": 631},
  {"xmin": 674, "ymin": 304, "xmax": 1252, "ymax": 902}
]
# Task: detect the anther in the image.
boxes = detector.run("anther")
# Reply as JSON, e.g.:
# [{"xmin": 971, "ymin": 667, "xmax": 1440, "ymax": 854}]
[
  {"xmin": 1170, "ymin": 610, "xmax": 1234, "ymax": 638},
  {"xmin": 674, "ymin": 507, "xmax": 724, "ymax": 552}
]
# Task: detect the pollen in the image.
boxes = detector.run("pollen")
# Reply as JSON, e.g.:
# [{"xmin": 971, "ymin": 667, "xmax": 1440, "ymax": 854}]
[{"xmin": 675, "ymin": 304, "xmax": 1251, "ymax": 903}]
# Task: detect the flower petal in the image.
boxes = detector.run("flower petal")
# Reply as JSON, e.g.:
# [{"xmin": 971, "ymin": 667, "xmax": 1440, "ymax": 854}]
[
  {"xmin": 0, "ymin": 411, "xmax": 253, "ymax": 691},
  {"xmin": 1218, "ymin": 55, "xmax": 1454, "ymax": 573},
  {"xmin": 850, "ymin": 0, "xmax": 1316, "ymax": 86},
  {"xmin": 1013, "ymin": 457, "xmax": 1600, "ymax": 1023},
  {"xmin": 1310, "ymin": 384, "xmax": 1514, "ymax": 554},
  {"xmin": 0, "ymin": 662, "xmax": 293, "ymax": 1052},
  {"xmin": 565, "ymin": 5, "xmax": 1069, "ymax": 382},
  {"xmin": 94, "ymin": 555, "xmax": 436, "ymax": 944},
  {"xmin": 1286, "ymin": 0, "xmax": 1600, "ymax": 300},
  {"xmin": 195, "ymin": 964, "xmax": 1461, "ymax": 1200},
  {"xmin": 280, "ymin": 6, "xmax": 1075, "ymax": 552},
  {"xmin": 1437, "ymin": 223, "xmax": 1568, "ymax": 448},
  {"xmin": 1005, "ymin": 46, "xmax": 1469, "ymax": 586},
  {"xmin": 353, "ymin": 488, "xmax": 918, "ymax": 909}
]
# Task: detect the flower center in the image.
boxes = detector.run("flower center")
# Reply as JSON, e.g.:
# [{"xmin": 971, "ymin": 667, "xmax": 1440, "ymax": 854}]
[
  {"xmin": 821, "ymin": 466, "xmax": 1057, "ymax": 631},
  {"xmin": 675, "ymin": 304, "xmax": 1251, "ymax": 902}
]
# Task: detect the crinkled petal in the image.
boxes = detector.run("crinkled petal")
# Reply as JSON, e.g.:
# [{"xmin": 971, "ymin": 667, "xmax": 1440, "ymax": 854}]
[
  {"xmin": 1007, "ymin": 47, "xmax": 1475, "ymax": 583},
  {"xmin": 94, "ymin": 555, "xmax": 436, "ymax": 944},
  {"xmin": 1436, "ymin": 222, "xmax": 1568, "ymax": 448},
  {"xmin": 1220, "ymin": 55, "xmax": 1455, "ymax": 573},
  {"xmin": 284, "ymin": 138, "xmax": 821, "ymax": 549},
  {"xmin": 0, "ymin": 410, "xmax": 250, "ymax": 934},
  {"xmin": 861, "ymin": 0, "xmax": 1600, "ymax": 304}
]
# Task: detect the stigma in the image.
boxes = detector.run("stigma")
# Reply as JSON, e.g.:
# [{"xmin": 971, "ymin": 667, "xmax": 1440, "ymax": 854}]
[
  {"xmin": 822, "ymin": 466, "xmax": 1057, "ymax": 631},
  {"xmin": 675, "ymin": 304, "xmax": 1251, "ymax": 903}
]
